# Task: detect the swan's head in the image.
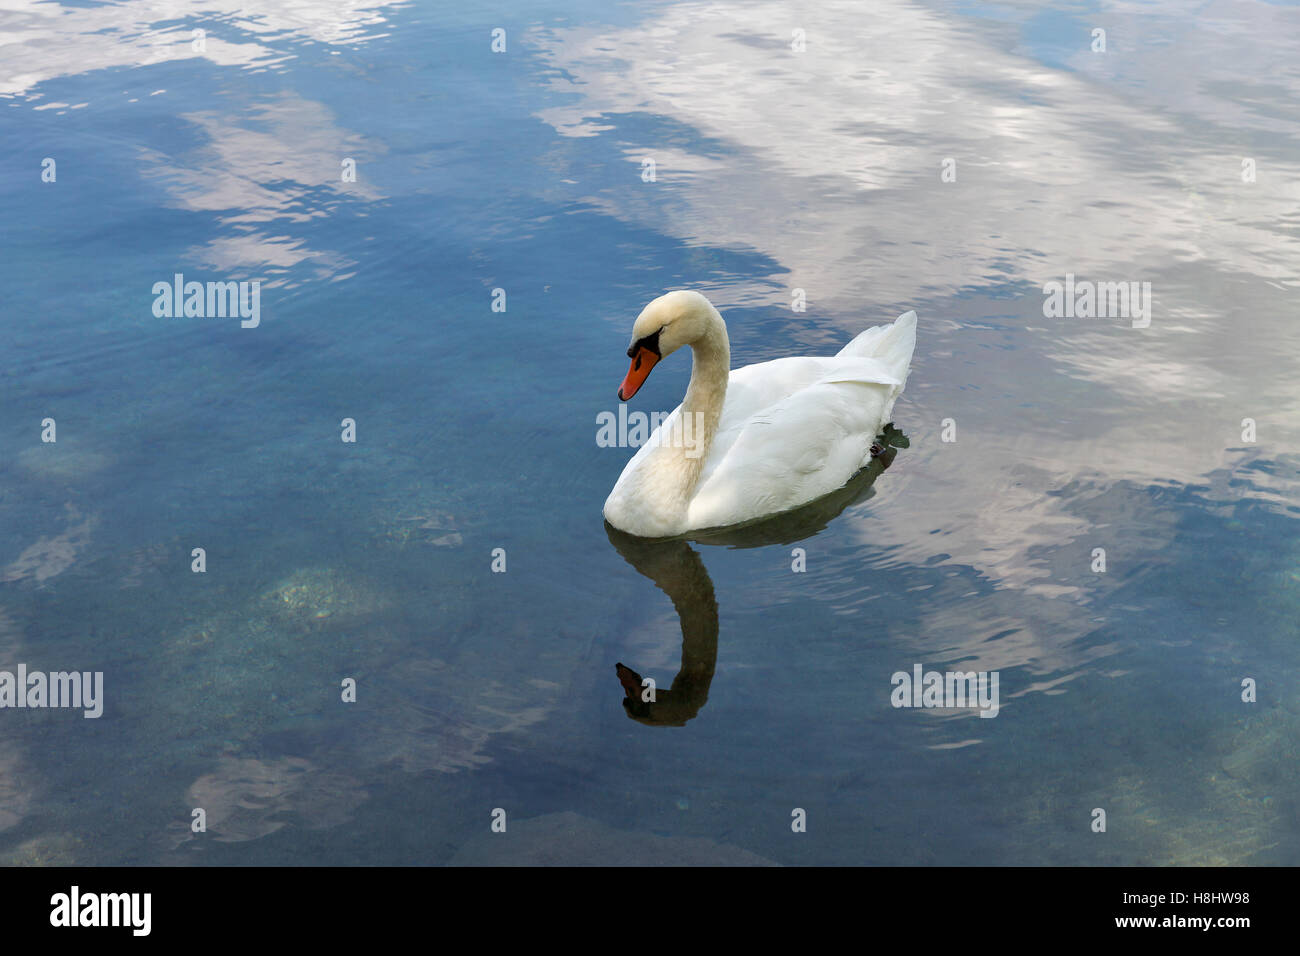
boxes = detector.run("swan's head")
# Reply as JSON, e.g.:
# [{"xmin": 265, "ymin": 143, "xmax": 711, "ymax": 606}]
[{"xmin": 617, "ymin": 290, "xmax": 717, "ymax": 401}]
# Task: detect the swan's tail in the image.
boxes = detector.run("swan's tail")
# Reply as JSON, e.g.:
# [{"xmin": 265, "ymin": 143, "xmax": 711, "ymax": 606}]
[
  {"xmin": 838, "ymin": 312, "xmax": 917, "ymax": 432},
  {"xmin": 836, "ymin": 310, "xmax": 918, "ymax": 377}
]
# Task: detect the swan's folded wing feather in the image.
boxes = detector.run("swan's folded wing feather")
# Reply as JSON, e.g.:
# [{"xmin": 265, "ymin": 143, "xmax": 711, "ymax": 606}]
[
  {"xmin": 688, "ymin": 379, "xmax": 893, "ymax": 529},
  {"xmin": 811, "ymin": 357, "xmax": 902, "ymax": 387},
  {"xmin": 719, "ymin": 356, "xmax": 900, "ymax": 430}
]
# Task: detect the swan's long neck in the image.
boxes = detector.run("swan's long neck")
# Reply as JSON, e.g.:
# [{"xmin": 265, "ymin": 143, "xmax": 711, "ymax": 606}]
[
  {"xmin": 683, "ymin": 315, "xmax": 729, "ymax": 448},
  {"xmin": 665, "ymin": 311, "xmax": 730, "ymax": 503}
]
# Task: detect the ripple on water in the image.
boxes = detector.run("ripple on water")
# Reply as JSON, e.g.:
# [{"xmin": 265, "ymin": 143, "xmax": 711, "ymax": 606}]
[{"xmin": 449, "ymin": 812, "xmax": 778, "ymax": 866}]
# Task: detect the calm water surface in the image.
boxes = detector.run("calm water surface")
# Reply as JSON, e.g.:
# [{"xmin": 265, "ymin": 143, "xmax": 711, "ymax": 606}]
[{"xmin": 1, "ymin": 0, "xmax": 1298, "ymax": 865}]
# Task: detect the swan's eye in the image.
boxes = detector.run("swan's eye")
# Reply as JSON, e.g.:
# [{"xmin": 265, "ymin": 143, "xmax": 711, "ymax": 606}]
[{"xmin": 627, "ymin": 327, "xmax": 663, "ymax": 359}]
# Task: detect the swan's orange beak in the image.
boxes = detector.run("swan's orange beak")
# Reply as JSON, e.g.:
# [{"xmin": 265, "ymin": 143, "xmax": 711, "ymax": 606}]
[{"xmin": 618, "ymin": 346, "xmax": 660, "ymax": 401}]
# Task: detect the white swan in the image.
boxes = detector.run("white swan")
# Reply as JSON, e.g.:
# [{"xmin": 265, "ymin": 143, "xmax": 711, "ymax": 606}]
[{"xmin": 603, "ymin": 290, "xmax": 917, "ymax": 538}]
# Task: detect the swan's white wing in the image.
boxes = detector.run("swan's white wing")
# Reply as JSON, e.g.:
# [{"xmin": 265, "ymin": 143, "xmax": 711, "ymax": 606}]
[{"xmin": 686, "ymin": 358, "xmax": 900, "ymax": 530}]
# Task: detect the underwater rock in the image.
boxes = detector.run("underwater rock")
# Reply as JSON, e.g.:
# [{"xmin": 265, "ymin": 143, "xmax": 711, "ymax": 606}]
[
  {"xmin": 170, "ymin": 756, "xmax": 367, "ymax": 848},
  {"xmin": 0, "ymin": 740, "xmax": 33, "ymax": 833},
  {"xmin": 117, "ymin": 542, "xmax": 171, "ymax": 590},
  {"xmin": 1, "ymin": 505, "xmax": 97, "ymax": 585},
  {"xmin": 17, "ymin": 444, "xmax": 110, "ymax": 482},
  {"xmin": 374, "ymin": 506, "xmax": 462, "ymax": 548},
  {"xmin": 0, "ymin": 832, "xmax": 82, "ymax": 866},
  {"xmin": 1220, "ymin": 714, "xmax": 1291, "ymax": 784},
  {"xmin": 261, "ymin": 566, "xmax": 391, "ymax": 624}
]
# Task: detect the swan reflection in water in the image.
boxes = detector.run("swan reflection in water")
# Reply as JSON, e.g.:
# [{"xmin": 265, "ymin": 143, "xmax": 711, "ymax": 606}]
[{"xmin": 604, "ymin": 436, "xmax": 904, "ymax": 727}]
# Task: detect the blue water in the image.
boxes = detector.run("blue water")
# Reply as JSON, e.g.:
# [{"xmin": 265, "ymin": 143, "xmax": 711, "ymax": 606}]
[{"xmin": 2, "ymin": 0, "xmax": 1298, "ymax": 865}]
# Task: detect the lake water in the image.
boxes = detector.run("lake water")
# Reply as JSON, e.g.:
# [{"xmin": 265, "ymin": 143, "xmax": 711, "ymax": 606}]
[{"xmin": 1, "ymin": 0, "xmax": 1297, "ymax": 865}]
